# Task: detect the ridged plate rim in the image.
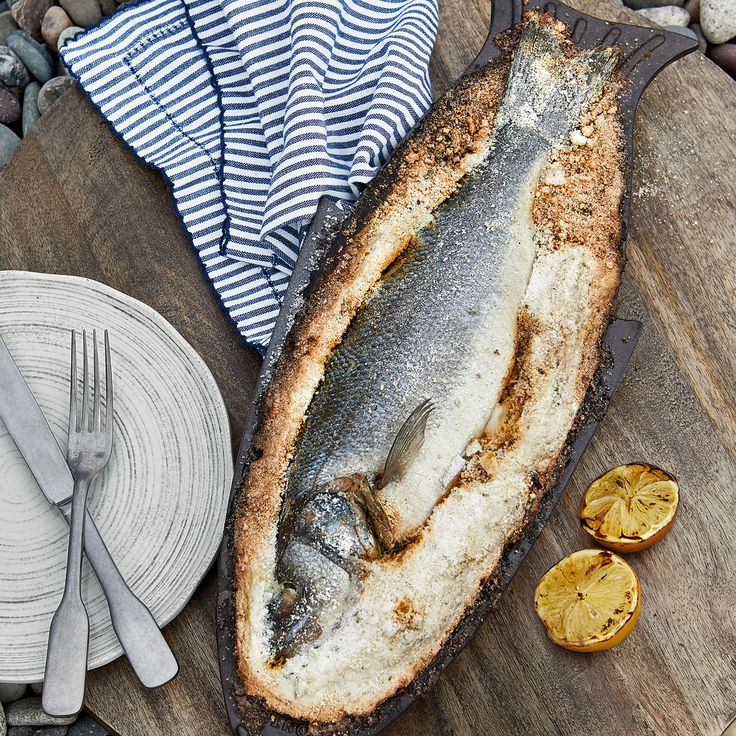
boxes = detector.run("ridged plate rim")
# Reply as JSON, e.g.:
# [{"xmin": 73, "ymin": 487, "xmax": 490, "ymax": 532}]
[{"xmin": 0, "ymin": 270, "xmax": 232, "ymax": 682}]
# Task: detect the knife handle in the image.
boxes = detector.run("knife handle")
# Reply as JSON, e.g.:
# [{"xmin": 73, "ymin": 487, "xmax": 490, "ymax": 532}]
[{"xmin": 60, "ymin": 504, "xmax": 179, "ymax": 688}]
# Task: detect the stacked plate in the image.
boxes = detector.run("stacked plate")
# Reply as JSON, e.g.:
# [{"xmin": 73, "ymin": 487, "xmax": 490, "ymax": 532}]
[{"xmin": 0, "ymin": 271, "xmax": 233, "ymax": 683}]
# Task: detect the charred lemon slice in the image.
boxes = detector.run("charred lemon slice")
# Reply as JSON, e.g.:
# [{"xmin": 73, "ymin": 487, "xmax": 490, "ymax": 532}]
[
  {"xmin": 534, "ymin": 549, "xmax": 640, "ymax": 652},
  {"xmin": 579, "ymin": 463, "xmax": 679, "ymax": 553}
]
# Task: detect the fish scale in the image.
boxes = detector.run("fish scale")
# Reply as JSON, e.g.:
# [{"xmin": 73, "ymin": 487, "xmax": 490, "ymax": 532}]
[{"xmin": 271, "ymin": 20, "xmax": 617, "ymax": 658}]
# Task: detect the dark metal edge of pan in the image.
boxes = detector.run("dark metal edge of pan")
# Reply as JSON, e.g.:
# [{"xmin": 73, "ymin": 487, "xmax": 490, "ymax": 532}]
[{"xmin": 217, "ymin": 1, "xmax": 695, "ymax": 733}]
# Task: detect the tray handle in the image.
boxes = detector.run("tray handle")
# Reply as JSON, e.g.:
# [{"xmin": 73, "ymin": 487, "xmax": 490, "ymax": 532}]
[{"xmin": 470, "ymin": 0, "xmax": 697, "ymax": 113}]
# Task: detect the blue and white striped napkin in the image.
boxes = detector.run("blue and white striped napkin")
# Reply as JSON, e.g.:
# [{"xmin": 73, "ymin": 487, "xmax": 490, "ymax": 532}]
[{"xmin": 60, "ymin": 0, "xmax": 438, "ymax": 353}]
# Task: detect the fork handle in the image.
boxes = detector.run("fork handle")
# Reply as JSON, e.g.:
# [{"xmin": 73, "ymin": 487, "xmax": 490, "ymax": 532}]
[
  {"xmin": 59, "ymin": 502, "xmax": 179, "ymax": 688},
  {"xmin": 43, "ymin": 478, "xmax": 90, "ymax": 717}
]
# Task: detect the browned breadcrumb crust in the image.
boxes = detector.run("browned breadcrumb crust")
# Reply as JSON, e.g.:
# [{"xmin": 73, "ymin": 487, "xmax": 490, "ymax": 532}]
[{"xmin": 233, "ymin": 12, "xmax": 626, "ymax": 727}]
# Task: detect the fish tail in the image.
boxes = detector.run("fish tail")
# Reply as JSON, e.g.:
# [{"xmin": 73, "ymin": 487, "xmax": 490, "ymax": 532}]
[{"xmin": 496, "ymin": 18, "xmax": 617, "ymax": 143}]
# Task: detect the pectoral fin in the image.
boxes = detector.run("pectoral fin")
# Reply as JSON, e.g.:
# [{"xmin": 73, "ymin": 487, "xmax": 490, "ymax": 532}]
[{"xmin": 377, "ymin": 399, "xmax": 434, "ymax": 490}]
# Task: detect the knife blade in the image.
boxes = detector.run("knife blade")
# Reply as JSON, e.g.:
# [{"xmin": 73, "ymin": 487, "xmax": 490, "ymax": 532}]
[
  {"xmin": 0, "ymin": 334, "xmax": 74, "ymax": 505},
  {"xmin": 0, "ymin": 333, "xmax": 178, "ymax": 687}
]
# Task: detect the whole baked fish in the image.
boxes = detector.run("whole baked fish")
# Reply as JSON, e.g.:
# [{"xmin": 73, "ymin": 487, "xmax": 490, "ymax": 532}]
[
  {"xmin": 268, "ymin": 18, "xmax": 618, "ymax": 660},
  {"xmin": 229, "ymin": 9, "xmax": 691, "ymax": 731}
]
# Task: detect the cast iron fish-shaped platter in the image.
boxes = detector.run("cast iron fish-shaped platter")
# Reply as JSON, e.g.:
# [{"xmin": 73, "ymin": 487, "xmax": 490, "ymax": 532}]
[{"xmin": 218, "ymin": 3, "xmax": 696, "ymax": 735}]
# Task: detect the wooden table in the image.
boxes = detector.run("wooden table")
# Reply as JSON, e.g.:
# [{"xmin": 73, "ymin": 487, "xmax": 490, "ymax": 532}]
[{"xmin": 1, "ymin": 0, "xmax": 734, "ymax": 733}]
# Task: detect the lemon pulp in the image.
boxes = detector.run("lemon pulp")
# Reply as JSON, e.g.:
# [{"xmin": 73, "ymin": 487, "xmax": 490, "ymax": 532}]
[
  {"xmin": 580, "ymin": 463, "xmax": 678, "ymax": 553},
  {"xmin": 534, "ymin": 548, "xmax": 640, "ymax": 652}
]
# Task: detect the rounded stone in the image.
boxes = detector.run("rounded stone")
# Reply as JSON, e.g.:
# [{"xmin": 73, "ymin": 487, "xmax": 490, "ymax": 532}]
[
  {"xmin": 0, "ymin": 684, "xmax": 26, "ymax": 705},
  {"xmin": 21, "ymin": 78, "xmax": 37, "ymax": 133},
  {"xmin": 36, "ymin": 73, "xmax": 71, "ymax": 113},
  {"xmin": 664, "ymin": 23, "xmax": 698, "ymax": 39},
  {"xmin": 684, "ymin": 0, "xmax": 700, "ymax": 22},
  {"xmin": 55, "ymin": 23, "xmax": 81, "ymax": 50},
  {"xmin": 5, "ymin": 698, "xmax": 75, "ymax": 728},
  {"xmin": 0, "ymin": 84, "xmax": 19, "ymax": 121},
  {"xmin": 9, "ymin": 0, "xmax": 51, "ymax": 39},
  {"xmin": 0, "ymin": 9, "xmax": 18, "ymax": 43},
  {"xmin": 708, "ymin": 42, "xmax": 736, "ymax": 75},
  {"xmin": 637, "ymin": 5, "xmax": 691, "ymax": 25},
  {"xmin": 0, "ymin": 45, "xmax": 28, "ymax": 87},
  {"xmin": 6, "ymin": 30, "xmax": 52, "ymax": 82},
  {"xmin": 67, "ymin": 715, "xmax": 108, "ymax": 736},
  {"xmin": 625, "ymin": 0, "xmax": 683, "ymax": 9},
  {"xmin": 41, "ymin": 5, "xmax": 71, "ymax": 50},
  {"xmin": 0, "ymin": 120, "xmax": 19, "ymax": 165},
  {"xmin": 701, "ymin": 0, "xmax": 736, "ymax": 44},
  {"xmin": 98, "ymin": 0, "xmax": 114, "ymax": 14},
  {"xmin": 58, "ymin": 0, "xmax": 99, "ymax": 28},
  {"xmin": 689, "ymin": 21, "xmax": 709, "ymax": 51}
]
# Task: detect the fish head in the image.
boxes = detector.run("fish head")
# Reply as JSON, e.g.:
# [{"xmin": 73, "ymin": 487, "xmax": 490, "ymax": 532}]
[{"xmin": 270, "ymin": 539, "xmax": 355, "ymax": 660}]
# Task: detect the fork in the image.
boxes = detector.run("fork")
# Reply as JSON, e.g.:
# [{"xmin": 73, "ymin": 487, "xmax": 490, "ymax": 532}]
[{"xmin": 42, "ymin": 330, "xmax": 113, "ymax": 717}]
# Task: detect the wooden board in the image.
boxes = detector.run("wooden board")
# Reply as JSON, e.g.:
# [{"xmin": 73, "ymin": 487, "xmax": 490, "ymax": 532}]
[{"xmin": 0, "ymin": 0, "xmax": 734, "ymax": 733}]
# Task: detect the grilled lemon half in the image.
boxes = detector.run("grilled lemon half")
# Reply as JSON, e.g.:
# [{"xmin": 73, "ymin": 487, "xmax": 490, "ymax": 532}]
[
  {"xmin": 579, "ymin": 463, "xmax": 679, "ymax": 553},
  {"xmin": 534, "ymin": 548, "xmax": 640, "ymax": 652}
]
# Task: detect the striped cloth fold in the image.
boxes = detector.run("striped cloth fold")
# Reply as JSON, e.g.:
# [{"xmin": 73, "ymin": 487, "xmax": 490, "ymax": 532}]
[{"xmin": 60, "ymin": 0, "xmax": 438, "ymax": 353}]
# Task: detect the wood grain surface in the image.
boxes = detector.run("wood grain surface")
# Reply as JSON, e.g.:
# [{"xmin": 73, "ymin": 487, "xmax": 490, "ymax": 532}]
[{"xmin": 0, "ymin": 0, "xmax": 733, "ymax": 733}]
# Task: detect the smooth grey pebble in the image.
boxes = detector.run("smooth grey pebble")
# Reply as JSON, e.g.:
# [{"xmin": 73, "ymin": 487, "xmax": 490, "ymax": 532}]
[
  {"xmin": 701, "ymin": 0, "xmax": 736, "ymax": 44},
  {"xmin": 0, "ymin": 45, "xmax": 28, "ymax": 87},
  {"xmin": 5, "ymin": 699, "xmax": 75, "ymax": 728},
  {"xmin": 0, "ymin": 685, "xmax": 26, "ymax": 705},
  {"xmin": 6, "ymin": 29, "xmax": 51, "ymax": 82},
  {"xmin": 689, "ymin": 22, "xmax": 709, "ymax": 51},
  {"xmin": 0, "ymin": 83, "xmax": 20, "ymax": 122},
  {"xmin": 625, "ymin": 0, "xmax": 684, "ymax": 8},
  {"xmin": 58, "ymin": 0, "xmax": 99, "ymax": 27},
  {"xmin": 0, "ymin": 120, "xmax": 19, "ymax": 165},
  {"xmin": 0, "ymin": 10, "xmax": 17, "ymax": 44},
  {"xmin": 36, "ymin": 74, "xmax": 71, "ymax": 114},
  {"xmin": 637, "ymin": 5, "xmax": 691, "ymax": 25},
  {"xmin": 67, "ymin": 716, "xmax": 108, "ymax": 736},
  {"xmin": 55, "ymin": 23, "xmax": 81, "ymax": 50},
  {"xmin": 21, "ymin": 78, "xmax": 38, "ymax": 133},
  {"xmin": 664, "ymin": 23, "xmax": 699, "ymax": 38}
]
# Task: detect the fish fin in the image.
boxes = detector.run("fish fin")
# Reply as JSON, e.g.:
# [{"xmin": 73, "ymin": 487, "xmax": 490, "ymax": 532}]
[
  {"xmin": 377, "ymin": 399, "xmax": 434, "ymax": 490},
  {"xmin": 353, "ymin": 477, "xmax": 396, "ymax": 552}
]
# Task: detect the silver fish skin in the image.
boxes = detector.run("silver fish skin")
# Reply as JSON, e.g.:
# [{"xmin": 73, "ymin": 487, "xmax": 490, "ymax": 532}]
[{"xmin": 270, "ymin": 19, "xmax": 617, "ymax": 658}]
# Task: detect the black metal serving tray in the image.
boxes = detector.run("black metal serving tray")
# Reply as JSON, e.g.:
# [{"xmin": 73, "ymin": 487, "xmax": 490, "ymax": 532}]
[{"xmin": 217, "ymin": 3, "xmax": 696, "ymax": 734}]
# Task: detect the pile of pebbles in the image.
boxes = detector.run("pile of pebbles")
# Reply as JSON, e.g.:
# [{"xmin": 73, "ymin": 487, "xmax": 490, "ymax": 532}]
[
  {"xmin": 623, "ymin": 0, "xmax": 736, "ymax": 76},
  {"xmin": 0, "ymin": 0, "xmax": 125, "ymax": 166},
  {"xmin": 0, "ymin": 684, "xmax": 109, "ymax": 736}
]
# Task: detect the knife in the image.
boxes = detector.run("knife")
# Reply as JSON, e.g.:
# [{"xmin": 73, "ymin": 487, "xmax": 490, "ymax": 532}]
[{"xmin": 0, "ymin": 334, "xmax": 178, "ymax": 688}]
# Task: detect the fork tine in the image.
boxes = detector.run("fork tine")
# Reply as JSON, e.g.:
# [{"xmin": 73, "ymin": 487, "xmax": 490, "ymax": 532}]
[
  {"xmin": 93, "ymin": 329, "xmax": 101, "ymax": 431},
  {"xmin": 104, "ymin": 330, "xmax": 113, "ymax": 453},
  {"xmin": 69, "ymin": 331, "xmax": 77, "ymax": 434},
  {"xmin": 81, "ymin": 330, "xmax": 89, "ymax": 432}
]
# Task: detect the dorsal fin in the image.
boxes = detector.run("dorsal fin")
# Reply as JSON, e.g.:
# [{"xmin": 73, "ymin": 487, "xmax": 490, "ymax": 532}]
[{"xmin": 377, "ymin": 399, "xmax": 434, "ymax": 490}]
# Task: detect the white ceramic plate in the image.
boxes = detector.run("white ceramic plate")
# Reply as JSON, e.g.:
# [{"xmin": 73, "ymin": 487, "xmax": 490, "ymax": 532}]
[{"xmin": 0, "ymin": 271, "xmax": 233, "ymax": 683}]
